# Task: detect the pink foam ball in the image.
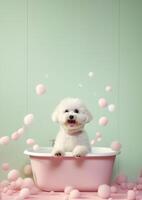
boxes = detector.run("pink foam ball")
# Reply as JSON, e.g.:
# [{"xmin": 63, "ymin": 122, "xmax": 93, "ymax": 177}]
[
  {"xmin": 19, "ymin": 188, "xmax": 30, "ymax": 198},
  {"xmin": 26, "ymin": 138, "xmax": 35, "ymax": 146},
  {"xmin": 1, "ymin": 163, "xmax": 10, "ymax": 171},
  {"xmin": 22, "ymin": 178, "xmax": 34, "ymax": 189},
  {"xmin": 98, "ymin": 184, "xmax": 111, "ymax": 199},
  {"xmin": 98, "ymin": 98, "xmax": 108, "ymax": 108},
  {"xmin": 137, "ymin": 177, "xmax": 142, "ymax": 184},
  {"xmin": 115, "ymin": 174, "xmax": 127, "ymax": 184},
  {"xmin": 17, "ymin": 128, "xmax": 25, "ymax": 136},
  {"xmin": 24, "ymin": 114, "xmax": 34, "ymax": 126},
  {"xmin": 127, "ymin": 190, "xmax": 136, "ymax": 200},
  {"xmin": 64, "ymin": 186, "xmax": 74, "ymax": 194},
  {"xmin": 0, "ymin": 136, "xmax": 10, "ymax": 145},
  {"xmin": 69, "ymin": 189, "xmax": 80, "ymax": 199},
  {"xmin": 30, "ymin": 186, "xmax": 40, "ymax": 195},
  {"xmin": 105, "ymin": 85, "xmax": 112, "ymax": 92},
  {"xmin": 99, "ymin": 117, "xmax": 109, "ymax": 126},
  {"xmin": 8, "ymin": 169, "xmax": 20, "ymax": 181},
  {"xmin": 33, "ymin": 144, "xmax": 39, "ymax": 151},
  {"xmin": 36, "ymin": 84, "xmax": 47, "ymax": 96},
  {"xmin": 111, "ymin": 141, "xmax": 122, "ymax": 151},
  {"xmin": 16, "ymin": 178, "xmax": 24, "ymax": 189},
  {"xmin": 6, "ymin": 189, "xmax": 14, "ymax": 195},
  {"xmin": 110, "ymin": 186, "xmax": 117, "ymax": 193},
  {"xmin": 24, "ymin": 164, "xmax": 32, "ymax": 176},
  {"xmin": 137, "ymin": 184, "xmax": 142, "ymax": 190},
  {"xmin": 127, "ymin": 182, "xmax": 136, "ymax": 190},
  {"xmin": 11, "ymin": 132, "xmax": 21, "ymax": 141}
]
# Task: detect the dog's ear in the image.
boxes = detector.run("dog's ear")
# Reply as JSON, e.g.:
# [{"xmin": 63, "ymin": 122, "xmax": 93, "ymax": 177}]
[
  {"xmin": 52, "ymin": 106, "xmax": 59, "ymax": 122},
  {"xmin": 85, "ymin": 109, "xmax": 93, "ymax": 123}
]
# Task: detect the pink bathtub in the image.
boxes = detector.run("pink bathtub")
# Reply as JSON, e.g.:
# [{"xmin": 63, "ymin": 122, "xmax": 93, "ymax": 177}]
[{"xmin": 24, "ymin": 147, "xmax": 119, "ymax": 191}]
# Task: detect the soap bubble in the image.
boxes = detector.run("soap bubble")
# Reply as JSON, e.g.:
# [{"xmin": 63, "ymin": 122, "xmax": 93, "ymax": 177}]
[
  {"xmin": 0, "ymin": 136, "xmax": 10, "ymax": 145},
  {"xmin": 108, "ymin": 104, "xmax": 116, "ymax": 112},
  {"xmin": 105, "ymin": 85, "xmax": 112, "ymax": 92},
  {"xmin": 36, "ymin": 84, "xmax": 47, "ymax": 96},
  {"xmin": 98, "ymin": 98, "xmax": 108, "ymax": 108},
  {"xmin": 88, "ymin": 71, "xmax": 94, "ymax": 78},
  {"xmin": 99, "ymin": 117, "xmax": 109, "ymax": 126},
  {"xmin": 24, "ymin": 114, "xmax": 34, "ymax": 126}
]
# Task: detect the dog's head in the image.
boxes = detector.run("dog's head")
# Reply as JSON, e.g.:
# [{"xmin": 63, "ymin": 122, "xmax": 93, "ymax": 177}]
[{"xmin": 52, "ymin": 98, "xmax": 92, "ymax": 133}]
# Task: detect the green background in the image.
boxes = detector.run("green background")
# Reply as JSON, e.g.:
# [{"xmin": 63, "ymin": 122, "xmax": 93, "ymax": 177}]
[{"xmin": 0, "ymin": 0, "xmax": 142, "ymax": 180}]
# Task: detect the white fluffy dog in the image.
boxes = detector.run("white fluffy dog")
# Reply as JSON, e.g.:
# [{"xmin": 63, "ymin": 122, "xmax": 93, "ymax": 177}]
[{"xmin": 51, "ymin": 98, "xmax": 92, "ymax": 157}]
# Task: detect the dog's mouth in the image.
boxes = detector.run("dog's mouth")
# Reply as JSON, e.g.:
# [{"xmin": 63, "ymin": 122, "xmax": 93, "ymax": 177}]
[{"xmin": 67, "ymin": 119, "xmax": 77, "ymax": 126}]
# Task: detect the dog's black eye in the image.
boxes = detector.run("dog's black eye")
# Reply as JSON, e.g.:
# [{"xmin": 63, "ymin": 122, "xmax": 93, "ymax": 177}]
[
  {"xmin": 74, "ymin": 109, "xmax": 79, "ymax": 113},
  {"xmin": 64, "ymin": 109, "xmax": 69, "ymax": 113}
]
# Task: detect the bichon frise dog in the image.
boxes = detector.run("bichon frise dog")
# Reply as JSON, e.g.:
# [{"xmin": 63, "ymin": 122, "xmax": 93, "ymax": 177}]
[{"xmin": 52, "ymin": 98, "xmax": 92, "ymax": 157}]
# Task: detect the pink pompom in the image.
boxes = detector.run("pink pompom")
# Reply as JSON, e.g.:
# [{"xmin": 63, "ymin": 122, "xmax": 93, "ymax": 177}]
[
  {"xmin": 24, "ymin": 114, "xmax": 34, "ymax": 126},
  {"xmin": 33, "ymin": 144, "xmax": 39, "ymax": 151},
  {"xmin": 0, "ymin": 136, "xmax": 10, "ymax": 145},
  {"xmin": 36, "ymin": 84, "xmax": 47, "ymax": 96},
  {"xmin": 24, "ymin": 164, "xmax": 32, "ymax": 175},
  {"xmin": 127, "ymin": 190, "xmax": 136, "ymax": 200},
  {"xmin": 105, "ymin": 85, "xmax": 112, "ymax": 92},
  {"xmin": 110, "ymin": 186, "xmax": 117, "ymax": 193},
  {"xmin": 69, "ymin": 189, "xmax": 80, "ymax": 199},
  {"xmin": 1, "ymin": 163, "xmax": 10, "ymax": 171},
  {"xmin": 99, "ymin": 117, "xmax": 109, "ymax": 126},
  {"xmin": 98, "ymin": 98, "xmax": 108, "ymax": 108},
  {"xmin": 22, "ymin": 178, "xmax": 34, "ymax": 189},
  {"xmin": 19, "ymin": 188, "xmax": 30, "ymax": 198},
  {"xmin": 26, "ymin": 138, "xmax": 35, "ymax": 146},
  {"xmin": 111, "ymin": 141, "xmax": 122, "ymax": 151},
  {"xmin": 8, "ymin": 169, "xmax": 20, "ymax": 181},
  {"xmin": 17, "ymin": 128, "xmax": 25, "ymax": 136},
  {"xmin": 64, "ymin": 186, "xmax": 74, "ymax": 194},
  {"xmin": 115, "ymin": 174, "xmax": 127, "ymax": 184},
  {"xmin": 11, "ymin": 132, "xmax": 21, "ymax": 141},
  {"xmin": 98, "ymin": 184, "xmax": 111, "ymax": 199}
]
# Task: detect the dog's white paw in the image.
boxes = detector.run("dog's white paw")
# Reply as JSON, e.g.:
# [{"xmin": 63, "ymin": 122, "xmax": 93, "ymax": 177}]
[
  {"xmin": 73, "ymin": 145, "xmax": 89, "ymax": 157},
  {"xmin": 51, "ymin": 149, "xmax": 65, "ymax": 157}
]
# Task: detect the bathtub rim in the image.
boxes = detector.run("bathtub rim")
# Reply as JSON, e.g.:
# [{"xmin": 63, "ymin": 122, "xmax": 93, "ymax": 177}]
[{"xmin": 24, "ymin": 147, "xmax": 120, "ymax": 158}]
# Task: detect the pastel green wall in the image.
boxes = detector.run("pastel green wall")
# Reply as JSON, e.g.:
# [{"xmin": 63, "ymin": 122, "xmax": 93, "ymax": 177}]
[{"xmin": 0, "ymin": 0, "xmax": 141, "ymax": 180}]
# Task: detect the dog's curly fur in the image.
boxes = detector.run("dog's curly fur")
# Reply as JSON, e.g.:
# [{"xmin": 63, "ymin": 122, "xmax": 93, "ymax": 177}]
[{"xmin": 52, "ymin": 98, "xmax": 92, "ymax": 156}]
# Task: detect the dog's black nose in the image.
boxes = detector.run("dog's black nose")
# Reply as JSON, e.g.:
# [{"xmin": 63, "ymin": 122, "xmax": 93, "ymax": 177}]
[{"xmin": 69, "ymin": 115, "xmax": 74, "ymax": 120}]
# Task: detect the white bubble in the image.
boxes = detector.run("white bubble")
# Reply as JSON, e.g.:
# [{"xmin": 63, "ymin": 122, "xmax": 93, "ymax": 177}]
[
  {"xmin": 24, "ymin": 114, "xmax": 34, "ymax": 126},
  {"xmin": 78, "ymin": 83, "xmax": 83, "ymax": 88},
  {"xmin": 88, "ymin": 71, "xmax": 94, "ymax": 78},
  {"xmin": 105, "ymin": 85, "xmax": 112, "ymax": 92},
  {"xmin": 108, "ymin": 104, "xmax": 115, "ymax": 112}
]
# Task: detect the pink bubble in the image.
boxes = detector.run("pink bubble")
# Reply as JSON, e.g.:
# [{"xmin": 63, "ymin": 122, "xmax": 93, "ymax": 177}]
[
  {"xmin": 0, "ymin": 136, "xmax": 10, "ymax": 145},
  {"xmin": 33, "ymin": 144, "xmax": 39, "ymax": 151},
  {"xmin": 111, "ymin": 141, "xmax": 122, "ymax": 151},
  {"xmin": 15, "ymin": 177, "xmax": 24, "ymax": 189},
  {"xmin": 0, "ymin": 180, "xmax": 9, "ymax": 188},
  {"xmin": 8, "ymin": 169, "xmax": 20, "ymax": 181},
  {"xmin": 64, "ymin": 186, "xmax": 74, "ymax": 194},
  {"xmin": 26, "ymin": 138, "xmax": 35, "ymax": 146},
  {"xmin": 105, "ymin": 85, "xmax": 112, "ymax": 92},
  {"xmin": 24, "ymin": 114, "xmax": 34, "ymax": 126},
  {"xmin": 6, "ymin": 189, "xmax": 14, "ymax": 195},
  {"xmin": 11, "ymin": 132, "xmax": 21, "ymax": 141},
  {"xmin": 96, "ymin": 132, "xmax": 102, "ymax": 138},
  {"xmin": 24, "ymin": 164, "xmax": 32, "ymax": 176},
  {"xmin": 99, "ymin": 117, "xmax": 109, "ymax": 126},
  {"xmin": 127, "ymin": 190, "xmax": 136, "ymax": 200},
  {"xmin": 137, "ymin": 184, "xmax": 142, "ymax": 190},
  {"xmin": 1, "ymin": 163, "xmax": 10, "ymax": 171},
  {"xmin": 98, "ymin": 184, "xmax": 111, "ymax": 198},
  {"xmin": 69, "ymin": 189, "xmax": 80, "ymax": 199},
  {"xmin": 30, "ymin": 186, "xmax": 40, "ymax": 195},
  {"xmin": 22, "ymin": 178, "xmax": 34, "ymax": 189},
  {"xmin": 19, "ymin": 188, "xmax": 30, "ymax": 198},
  {"xmin": 110, "ymin": 186, "xmax": 117, "ymax": 193},
  {"xmin": 36, "ymin": 84, "xmax": 47, "ymax": 96},
  {"xmin": 10, "ymin": 181, "xmax": 17, "ymax": 190},
  {"xmin": 120, "ymin": 182, "xmax": 127, "ymax": 189},
  {"xmin": 98, "ymin": 98, "xmax": 108, "ymax": 108},
  {"xmin": 127, "ymin": 182, "xmax": 136, "ymax": 190}
]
